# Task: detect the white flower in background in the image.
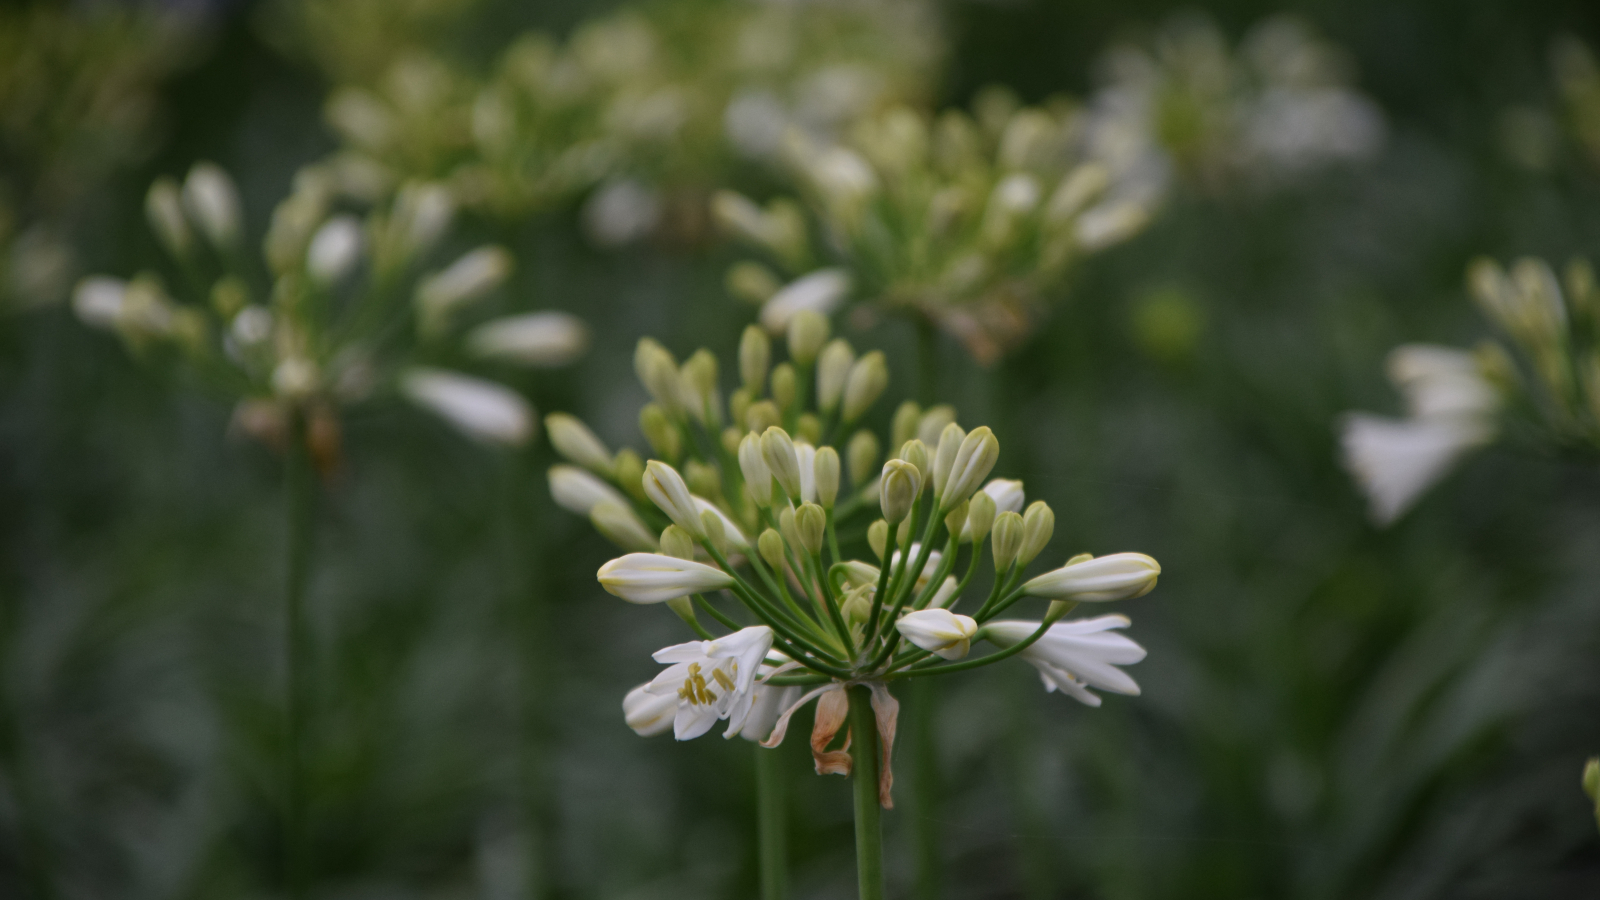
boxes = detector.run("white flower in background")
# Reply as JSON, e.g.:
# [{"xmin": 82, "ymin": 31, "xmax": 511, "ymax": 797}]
[
  {"xmin": 1022, "ymin": 553, "xmax": 1162, "ymax": 602},
  {"xmin": 72, "ymin": 277, "xmax": 129, "ymax": 330},
  {"xmin": 182, "ymin": 162, "xmax": 242, "ymax": 249},
  {"xmin": 306, "ymin": 215, "xmax": 364, "ymax": 285},
  {"xmin": 417, "ymin": 246, "xmax": 514, "ymax": 334},
  {"xmin": 545, "ymin": 413, "xmax": 614, "ymax": 474},
  {"xmin": 985, "ymin": 615, "xmax": 1147, "ymax": 707},
  {"xmin": 640, "ymin": 627, "xmax": 775, "ymax": 740},
  {"xmin": 1387, "ymin": 344, "xmax": 1499, "ymax": 420},
  {"xmin": 548, "ymin": 464, "xmax": 629, "ymax": 516},
  {"xmin": 582, "ymin": 178, "xmax": 662, "ymax": 246},
  {"xmin": 467, "ymin": 312, "xmax": 590, "ymax": 367},
  {"xmin": 1340, "ymin": 414, "xmax": 1494, "ymax": 526},
  {"xmin": 400, "ymin": 366, "xmax": 534, "ymax": 447},
  {"xmin": 590, "ymin": 502, "xmax": 659, "ymax": 553},
  {"xmin": 759, "ymin": 269, "xmax": 851, "ymax": 333},
  {"xmin": 597, "ymin": 553, "xmax": 734, "ymax": 603},
  {"xmin": 896, "ymin": 609, "xmax": 977, "ymax": 660}
]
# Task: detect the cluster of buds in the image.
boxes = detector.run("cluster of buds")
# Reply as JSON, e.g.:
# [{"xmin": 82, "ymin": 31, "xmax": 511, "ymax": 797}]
[
  {"xmin": 72, "ymin": 161, "xmax": 587, "ymax": 467},
  {"xmin": 318, "ymin": 0, "xmax": 940, "ymax": 244},
  {"xmin": 715, "ymin": 89, "xmax": 1158, "ymax": 363},
  {"xmin": 1341, "ymin": 255, "xmax": 1600, "ymax": 524},
  {"xmin": 547, "ymin": 320, "xmax": 1160, "ymax": 802},
  {"xmin": 1088, "ymin": 14, "xmax": 1384, "ymax": 194}
]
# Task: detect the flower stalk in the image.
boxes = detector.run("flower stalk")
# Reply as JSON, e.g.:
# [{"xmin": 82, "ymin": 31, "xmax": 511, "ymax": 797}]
[
  {"xmin": 283, "ymin": 412, "xmax": 316, "ymax": 900},
  {"xmin": 848, "ymin": 686, "xmax": 885, "ymax": 900}
]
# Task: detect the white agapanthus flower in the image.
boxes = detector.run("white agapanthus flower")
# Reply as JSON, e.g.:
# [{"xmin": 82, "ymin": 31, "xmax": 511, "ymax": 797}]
[
  {"xmin": 548, "ymin": 464, "xmax": 630, "ymax": 516},
  {"xmin": 400, "ymin": 367, "xmax": 535, "ymax": 447},
  {"xmin": 466, "ymin": 312, "xmax": 590, "ymax": 367},
  {"xmin": 640, "ymin": 626, "xmax": 776, "ymax": 740},
  {"xmin": 596, "ymin": 553, "xmax": 735, "ymax": 603},
  {"xmin": 759, "ymin": 269, "xmax": 852, "ymax": 333},
  {"xmin": 985, "ymin": 615, "xmax": 1147, "ymax": 707},
  {"xmin": 1021, "ymin": 553, "xmax": 1162, "ymax": 602}
]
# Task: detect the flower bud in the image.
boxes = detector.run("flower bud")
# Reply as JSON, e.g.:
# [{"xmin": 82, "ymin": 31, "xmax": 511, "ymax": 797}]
[
  {"xmin": 466, "ymin": 312, "xmax": 589, "ymax": 367},
  {"xmin": 943, "ymin": 501, "xmax": 969, "ymax": 538},
  {"xmin": 307, "ymin": 215, "xmax": 364, "ymax": 286},
  {"xmin": 549, "ymin": 465, "xmax": 628, "ymax": 515},
  {"xmin": 991, "ymin": 511, "xmax": 1024, "ymax": 572},
  {"xmin": 867, "ymin": 519, "xmax": 889, "ymax": 560},
  {"xmin": 684, "ymin": 460, "xmax": 722, "ymax": 501},
  {"xmin": 545, "ymin": 413, "xmax": 613, "ymax": 475},
  {"xmin": 840, "ymin": 561, "xmax": 880, "ymax": 587},
  {"xmin": 787, "ymin": 310, "xmax": 830, "ymax": 366},
  {"xmin": 400, "ymin": 368, "xmax": 531, "ymax": 446},
  {"xmin": 745, "ymin": 400, "xmax": 781, "ymax": 434},
  {"xmin": 613, "ymin": 449, "xmax": 647, "ymax": 502},
  {"xmin": 917, "ymin": 406, "xmax": 958, "ymax": 447},
  {"xmin": 760, "ymin": 268, "xmax": 849, "ymax": 333},
  {"xmin": 183, "ymin": 162, "xmax": 242, "ymax": 249},
  {"xmin": 814, "ymin": 446, "xmax": 841, "ymax": 508},
  {"xmin": 880, "ymin": 459, "xmax": 921, "ymax": 524},
  {"xmin": 660, "ymin": 525, "xmax": 697, "ymax": 560},
  {"xmin": 891, "ymin": 401, "xmax": 921, "ymax": 449},
  {"xmin": 597, "ymin": 552, "xmax": 732, "ymax": 603},
  {"xmin": 739, "ymin": 325, "xmax": 770, "ymax": 392},
  {"xmin": 1019, "ymin": 501, "xmax": 1055, "ymax": 566},
  {"xmin": 897, "ymin": 440, "xmax": 930, "ymax": 490},
  {"xmin": 738, "ymin": 433, "xmax": 773, "ymax": 507},
  {"xmin": 1044, "ymin": 599, "xmax": 1080, "ymax": 623},
  {"xmin": 795, "ymin": 413, "xmax": 821, "ymax": 445},
  {"xmin": 590, "ymin": 502, "xmax": 657, "ymax": 552},
  {"xmin": 417, "ymin": 246, "xmax": 512, "ymax": 334},
  {"xmin": 795, "ymin": 503, "xmax": 826, "ymax": 555},
  {"xmin": 1584, "ymin": 757, "xmax": 1600, "ymax": 805},
  {"xmin": 760, "ymin": 426, "xmax": 803, "ymax": 502},
  {"xmin": 145, "ymin": 178, "xmax": 192, "ymax": 257},
  {"xmin": 840, "ymin": 586, "xmax": 872, "ymax": 628},
  {"xmin": 931, "ymin": 422, "xmax": 966, "ymax": 500},
  {"xmin": 699, "ymin": 510, "xmax": 729, "ymax": 558},
  {"xmin": 1021, "ymin": 552, "xmax": 1160, "ymax": 602},
  {"xmin": 896, "ymin": 609, "xmax": 977, "ymax": 660},
  {"xmin": 943, "ymin": 426, "xmax": 999, "ymax": 508},
  {"xmin": 965, "ymin": 490, "xmax": 997, "ymax": 545},
  {"xmin": 847, "ymin": 430, "xmax": 880, "ymax": 487},
  {"xmin": 758, "ymin": 528, "xmax": 786, "ymax": 570},
  {"xmin": 635, "ymin": 338, "xmax": 683, "ymax": 412},
  {"xmin": 777, "ymin": 506, "xmax": 802, "ymax": 554},
  {"xmin": 624, "ymin": 682, "xmax": 677, "ymax": 736},
  {"xmin": 816, "ymin": 339, "xmax": 855, "ymax": 414},
  {"xmin": 841, "ymin": 351, "xmax": 887, "ymax": 422},
  {"xmin": 665, "ymin": 595, "xmax": 697, "ymax": 624},
  {"xmin": 681, "ymin": 349, "xmax": 720, "ymax": 424},
  {"xmin": 727, "ymin": 261, "xmax": 780, "ymax": 304},
  {"xmin": 770, "ymin": 363, "xmax": 797, "ymax": 413},
  {"xmin": 642, "ymin": 460, "xmax": 704, "ymax": 538},
  {"xmin": 721, "ymin": 426, "xmax": 743, "ymax": 457},
  {"xmin": 639, "ymin": 403, "xmax": 681, "ymax": 462},
  {"xmin": 728, "ymin": 389, "xmax": 754, "ymax": 432}
]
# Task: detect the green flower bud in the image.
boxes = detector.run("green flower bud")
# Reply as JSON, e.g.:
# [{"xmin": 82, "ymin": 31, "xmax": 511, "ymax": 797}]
[
  {"xmin": 737, "ymin": 433, "xmax": 773, "ymax": 507},
  {"xmin": 943, "ymin": 500, "xmax": 969, "ymax": 539},
  {"xmin": 965, "ymin": 489, "xmax": 996, "ymax": 545},
  {"xmin": 943, "ymin": 426, "xmax": 999, "ymax": 508},
  {"xmin": 897, "ymin": 518, "xmax": 912, "ymax": 547},
  {"xmin": 840, "ymin": 586, "xmax": 872, "ymax": 628},
  {"xmin": 1583, "ymin": 757, "xmax": 1599, "ymax": 803},
  {"xmin": 867, "ymin": 519, "xmax": 889, "ymax": 560},
  {"xmin": 758, "ymin": 528, "xmax": 786, "ymax": 570},
  {"xmin": 917, "ymin": 405, "xmax": 958, "ymax": 447},
  {"xmin": 761, "ymin": 426, "xmax": 803, "ymax": 502},
  {"xmin": 745, "ymin": 399, "xmax": 781, "ymax": 435},
  {"xmin": 991, "ymin": 511, "xmax": 1024, "ymax": 572},
  {"xmin": 931, "ymin": 422, "xmax": 965, "ymax": 500},
  {"xmin": 847, "ymin": 430, "xmax": 880, "ymax": 487},
  {"xmin": 770, "ymin": 362, "xmax": 797, "ymax": 413},
  {"xmin": 680, "ymin": 349, "xmax": 720, "ymax": 425},
  {"xmin": 814, "ymin": 446, "xmax": 841, "ymax": 508},
  {"xmin": 661, "ymin": 525, "xmax": 697, "ymax": 560},
  {"xmin": 590, "ymin": 501, "xmax": 657, "ymax": 552},
  {"xmin": 639, "ymin": 402, "xmax": 681, "ymax": 462},
  {"xmin": 841, "ymin": 351, "xmax": 888, "ymax": 422},
  {"xmin": 727, "ymin": 261, "xmax": 780, "ymax": 305},
  {"xmin": 880, "ymin": 459, "xmax": 921, "ymax": 524},
  {"xmin": 778, "ymin": 506, "xmax": 802, "ymax": 554},
  {"xmin": 545, "ymin": 413, "xmax": 613, "ymax": 475},
  {"xmin": 210, "ymin": 276, "xmax": 249, "ymax": 318},
  {"xmin": 787, "ymin": 309, "xmax": 830, "ymax": 366},
  {"xmin": 816, "ymin": 339, "xmax": 855, "ymax": 414},
  {"xmin": 739, "ymin": 324, "xmax": 770, "ymax": 392},
  {"xmin": 613, "ymin": 449, "xmax": 647, "ymax": 502},
  {"xmin": 796, "ymin": 503, "xmax": 827, "ymax": 555},
  {"xmin": 728, "ymin": 388, "xmax": 754, "ymax": 432},
  {"xmin": 665, "ymin": 595, "xmax": 698, "ymax": 624},
  {"xmin": 684, "ymin": 460, "xmax": 722, "ymax": 502},
  {"xmin": 700, "ymin": 509, "xmax": 729, "ymax": 558},
  {"xmin": 1019, "ymin": 500, "xmax": 1055, "ymax": 566},
  {"xmin": 897, "ymin": 440, "xmax": 930, "ymax": 490},
  {"xmin": 891, "ymin": 400, "xmax": 922, "ymax": 449},
  {"xmin": 146, "ymin": 177, "xmax": 192, "ymax": 258},
  {"xmin": 1044, "ymin": 599, "xmax": 1080, "ymax": 623},
  {"xmin": 795, "ymin": 413, "xmax": 822, "ymax": 445},
  {"xmin": 634, "ymin": 338, "xmax": 682, "ymax": 412}
]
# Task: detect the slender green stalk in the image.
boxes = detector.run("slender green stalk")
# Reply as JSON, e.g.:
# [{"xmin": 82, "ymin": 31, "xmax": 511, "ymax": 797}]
[
  {"xmin": 847, "ymin": 686, "xmax": 885, "ymax": 900},
  {"xmin": 283, "ymin": 413, "xmax": 316, "ymax": 900},
  {"xmin": 908, "ymin": 679, "xmax": 941, "ymax": 900},
  {"xmin": 755, "ymin": 746, "xmax": 789, "ymax": 900}
]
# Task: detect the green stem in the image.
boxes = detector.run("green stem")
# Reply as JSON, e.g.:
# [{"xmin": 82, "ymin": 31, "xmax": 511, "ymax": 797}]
[
  {"xmin": 284, "ymin": 412, "xmax": 316, "ymax": 900},
  {"xmin": 755, "ymin": 745, "xmax": 789, "ymax": 900},
  {"xmin": 848, "ymin": 686, "xmax": 885, "ymax": 900},
  {"xmin": 908, "ymin": 679, "xmax": 941, "ymax": 900}
]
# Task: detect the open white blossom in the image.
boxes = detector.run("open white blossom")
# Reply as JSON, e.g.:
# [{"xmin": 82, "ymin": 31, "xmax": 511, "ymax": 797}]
[
  {"xmin": 985, "ymin": 615, "xmax": 1147, "ymax": 707},
  {"xmin": 1340, "ymin": 414, "xmax": 1493, "ymax": 526},
  {"xmin": 642, "ymin": 627, "xmax": 775, "ymax": 740}
]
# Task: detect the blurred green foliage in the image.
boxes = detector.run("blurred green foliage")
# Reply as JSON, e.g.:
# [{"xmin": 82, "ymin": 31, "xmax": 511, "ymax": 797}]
[{"xmin": 3, "ymin": 0, "xmax": 1600, "ymax": 898}]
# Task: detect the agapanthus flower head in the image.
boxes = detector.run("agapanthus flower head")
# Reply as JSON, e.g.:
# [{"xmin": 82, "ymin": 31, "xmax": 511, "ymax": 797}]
[{"xmin": 554, "ymin": 332, "xmax": 1161, "ymax": 805}]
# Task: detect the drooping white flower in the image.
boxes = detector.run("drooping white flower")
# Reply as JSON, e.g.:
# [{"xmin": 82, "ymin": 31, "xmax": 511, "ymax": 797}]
[
  {"xmin": 548, "ymin": 464, "xmax": 629, "ymax": 516},
  {"xmin": 985, "ymin": 615, "xmax": 1147, "ymax": 707},
  {"xmin": 1387, "ymin": 344, "xmax": 1498, "ymax": 420},
  {"xmin": 759, "ymin": 269, "xmax": 851, "ymax": 333},
  {"xmin": 467, "ymin": 312, "xmax": 590, "ymax": 367},
  {"xmin": 400, "ymin": 367, "xmax": 534, "ymax": 447},
  {"xmin": 623, "ymin": 683, "xmax": 678, "ymax": 737},
  {"xmin": 641, "ymin": 626, "xmax": 775, "ymax": 740},
  {"xmin": 896, "ymin": 609, "xmax": 978, "ymax": 660},
  {"xmin": 1339, "ymin": 413, "xmax": 1493, "ymax": 525},
  {"xmin": 1022, "ymin": 552, "xmax": 1160, "ymax": 602},
  {"xmin": 597, "ymin": 553, "xmax": 734, "ymax": 604}
]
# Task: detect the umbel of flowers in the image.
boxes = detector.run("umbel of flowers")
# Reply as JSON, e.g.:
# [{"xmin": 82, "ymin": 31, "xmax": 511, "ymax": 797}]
[
  {"xmin": 1341, "ymin": 255, "xmax": 1600, "ymax": 524},
  {"xmin": 73, "ymin": 161, "xmax": 588, "ymax": 464},
  {"xmin": 547, "ymin": 315, "xmax": 1159, "ymax": 896},
  {"xmin": 713, "ymin": 89, "xmax": 1159, "ymax": 364}
]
